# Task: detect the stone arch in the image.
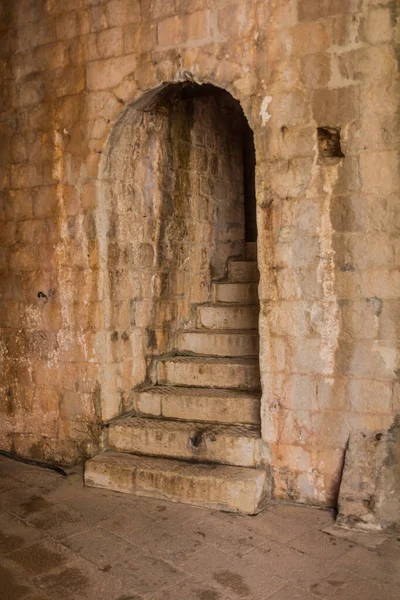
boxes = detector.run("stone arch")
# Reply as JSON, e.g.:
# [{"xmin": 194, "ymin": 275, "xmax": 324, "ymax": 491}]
[{"xmin": 96, "ymin": 81, "xmax": 258, "ymax": 421}]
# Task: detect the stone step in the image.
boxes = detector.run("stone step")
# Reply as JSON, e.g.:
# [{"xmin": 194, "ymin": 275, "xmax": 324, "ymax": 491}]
[
  {"xmin": 212, "ymin": 281, "xmax": 258, "ymax": 304},
  {"xmin": 196, "ymin": 304, "xmax": 259, "ymax": 330},
  {"xmin": 177, "ymin": 330, "xmax": 259, "ymax": 357},
  {"xmin": 228, "ymin": 260, "xmax": 259, "ymax": 283},
  {"xmin": 246, "ymin": 242, "xmax": 257, "ymax": 260},
  {"xmin": 135, "ymin": 386, "xmax": 261, "ymax": 425},
  {"xmin": 108, "ymin": 417, "xmax": 267, "ymax": 468},
  {"xmin": 155, "ymin": 356, "xmax": 260, "ymax": 390},
  {"xmin": 85, "ymin": 451, "xmax": 270, "ymax": 514}
]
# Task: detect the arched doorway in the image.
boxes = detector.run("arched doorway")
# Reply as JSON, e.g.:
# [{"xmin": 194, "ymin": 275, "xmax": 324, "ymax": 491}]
[{"xmin": 86, "ymin": 82, "xmax": 270, "ymax": 514}]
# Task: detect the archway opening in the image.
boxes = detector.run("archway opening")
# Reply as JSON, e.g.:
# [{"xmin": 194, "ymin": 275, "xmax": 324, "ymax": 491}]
[{"xmin": 101, "ymin": 81, "xmax": 260, "ymax": 420}]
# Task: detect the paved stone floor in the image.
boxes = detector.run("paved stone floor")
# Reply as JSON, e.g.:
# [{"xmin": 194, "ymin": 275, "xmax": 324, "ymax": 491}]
[{"xmin": 0, "ymin": 455, "xmax": 399, "ymax": 600}]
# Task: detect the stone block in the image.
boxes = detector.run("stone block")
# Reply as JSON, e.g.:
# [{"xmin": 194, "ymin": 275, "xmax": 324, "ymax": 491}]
[
  {"xmin": 337, "ymin": 419, "xmax": 400, "ymax": 532},
  {"xmin": 60, "ymin": 390, "xmax": 93, "ymax": 421},
  {"xmin": 348, "ymin": 379, "xmax": 391, "ymax": 414},
  {"xmin": 268, "ymin": 90, "xmax": 310, "ymax": 128},
  {"xmin": 360, "ymin": 8, "xmax": 394, "ymax": 45},
  {"xmin": 301, "ymin": 53, "xmax": 331, "ymax": 87},
  {"xmin": 331, "ymin": 13, "xmax": 361, "ymax": 46},
  {"xmin": 339, "ymin": 299, "xmax": 380, "ymax": 340},
  {"xmin": 96, "ymin": 27, "xmax": 124, "ymax": 58},
  {"xmin": 32, "ymin": 186, "xmax": 58, "ymax": 218},
  {"xmin": 10, "ymin": 164, "xmax": 43, "ymax": 189},
  {"xmin": 330, "ymin": 195, "xmax": 369, "ymax": 233},
  {"xmin": 336, "ymin": 338, "xmax": 399, "ymax": 379},
  {"xmin": 378, "ymin": 300, "xmax": 400, "ymax": 340},
  {"xmin": 291, "ymin": 22, "xmax": 331, "ymax": 56},
  {"xmin": 33, "ymin": 41, "xmax": 70, "ymax": 71},
  {"xmin": 267, "ymin": 300, "xmax": 309, "ymax": 338},
  {"xmin": 86, "ymin": 54, "xmax": 136, "ymax": 90},
  {"xmin": 85, "ymin": 451, "xmax": 271, "ymax": 514},
  {"xmin": 312, "ymin": 86, "xmax": 360, "ymax": 127},
  {"xmin": 290, "ymin": 337, "xmax": 335, "ymax": 376},
  {"xmin": 108, "ymin": 416, "xmax": 268, "ymax": 467},
  {"xmin": 156, "ymin": 356, "xmax": 260, "ymax": 391},
  {"xmin": 359, "ymin": 151, "xmax": 399, "ymax": 196},
  {"xmin": 157, "ymin": 15, "xmax": 181, "ymax": 47},
  {"xmin": 339, "ymin": 46, "xmax": 396, "ymax": 82},
  {"xmin": 106, "ymin": 0, "xmax": 141, "ymax": 27}
]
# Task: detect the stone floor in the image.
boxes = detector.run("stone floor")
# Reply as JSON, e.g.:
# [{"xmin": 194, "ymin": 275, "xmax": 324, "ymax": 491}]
[{"xmin": 0, "ymin": 455, "xmax": 399, "ymax": 600}]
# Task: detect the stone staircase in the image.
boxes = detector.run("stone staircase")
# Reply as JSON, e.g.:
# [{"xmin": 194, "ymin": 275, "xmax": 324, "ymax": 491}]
[{"xmin": 85, "ymin": 242, "xmax": 271, "ymax": 514}]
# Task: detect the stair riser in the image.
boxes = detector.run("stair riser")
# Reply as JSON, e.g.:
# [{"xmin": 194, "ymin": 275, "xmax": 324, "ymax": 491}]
[
  {"xmin": 197, "ymin": 305, "xmax": 258, "ymax": 330},
  {"xmin": 178, "ymin": 332, "xmax": 259, "ymax": 357},
  {"xmin": 85, "ymin": 453, "xmax": 270, "ymax": 514},
  {"xmin": 155, "ymin": 360, "xmax": 260, "ymax": 390},
  {"xmin": 136, "ymin": 390, "xmax": 261, "ymax": 425},
  {"xmin": 108, "ymin": 424, "xmax": 267, "ymax": 468},
  {"xmin": 213, "ymin": 282, "xmax": 258, "ymax": 304},
  {"xmin": 228, "ymin": 261, "xmax": 259, "ymax": 283}
]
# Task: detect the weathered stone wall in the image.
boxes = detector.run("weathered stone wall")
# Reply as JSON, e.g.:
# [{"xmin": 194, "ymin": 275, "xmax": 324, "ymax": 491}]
[{"xmin": 0, "ymin": 0, "xmax": 399, "ymax": 506}]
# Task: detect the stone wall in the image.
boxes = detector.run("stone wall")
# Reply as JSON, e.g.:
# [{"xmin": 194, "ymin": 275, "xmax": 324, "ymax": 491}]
[{"xmin": 0, "ymin": 0, "xmax": 399, "ymax": 506}]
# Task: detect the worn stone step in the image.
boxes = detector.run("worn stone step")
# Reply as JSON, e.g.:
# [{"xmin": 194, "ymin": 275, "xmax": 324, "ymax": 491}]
[
  {"xmin": 135, "ymin": 386, "xmax": 261, "ymax": 425},
  {"xmin": 107, "ymin": 417, "xmax": 267, "ymax": 468},
  {"xmin": 212, "ymin": 282, "xmax": 258, "ymax": 304},
  {"xmin": 177, "ymin": 330, "xmax": 259, "ymax": 357},
  {"xmin": 197, "ymin": 304, "xmax": 259, "ymax": 330},
  {"xmin": 85, "ymin": 451, "xmax": 270, "ymax": 514},
  {"xmin": 228, "ymin": 260, "xmax": 259, "ymax": 283},
  {"xmin": 155, "ymin": 356, "xmax": 260, "ymax": 390},
  {"xmin": 246, "ymin": 242, "xmax": 257, "ymax": 260}
]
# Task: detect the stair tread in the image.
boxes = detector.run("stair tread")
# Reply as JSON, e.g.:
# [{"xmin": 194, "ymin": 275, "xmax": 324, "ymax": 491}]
[
  {"xmin": 139, "ymin": 385, "xmax": 260, "ymax": 399},
  {"xmin": 198, "ymin": 302, "xmax": 259, "ymax": 308},
  {"xmin": 228, "ymin": 259, "xmax": 257, "ymax": 264},
  {"xmin": 157, "ymin": 355, "xmax": 259, "ymax": 365},
  {"xmin": 110, "ymin": 415, "xmax": 261, "ymax": 438},
  {"xmin": 180, "ymin": 329, "xmax": 259, "ymax": 335},
  {"xmin": 87, "ymin": 451, "xmax": 265, "ymax": 481}
]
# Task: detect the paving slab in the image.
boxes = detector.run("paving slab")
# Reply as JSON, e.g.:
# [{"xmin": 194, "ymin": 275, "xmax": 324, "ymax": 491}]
[{"xmin": 0, "ymin": 456, "xmax": 399, "ymax": 600}]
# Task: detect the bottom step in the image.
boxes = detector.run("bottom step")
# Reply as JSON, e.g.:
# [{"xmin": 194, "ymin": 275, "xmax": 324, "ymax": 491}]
[{"xmin": 85, "ymin": 452, "xmax": 271, "ymax": 514}]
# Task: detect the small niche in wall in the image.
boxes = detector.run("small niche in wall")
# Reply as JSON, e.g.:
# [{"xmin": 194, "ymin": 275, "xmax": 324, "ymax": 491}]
[{"xmin": 317, "ymin": 126, "xmax": 344, "ymax": 161}]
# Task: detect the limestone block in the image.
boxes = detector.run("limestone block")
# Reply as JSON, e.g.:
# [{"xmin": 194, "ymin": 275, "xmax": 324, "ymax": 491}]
[
  {"xmin": 16, "ymin": 21, "xmax": 57, "ymax": 53},
  {"xmin": 359, "ymin": 151, "xmax": 399, "ymax": 196},
  {"xmin": 339, "ymin": 299, "xmax": 380, "ymax": 340},
  {"xmin": 330, "ymin": 194, "xmax": 369, "ymax": 233},
  {"xmin": 86, "ymin": 54, "xmax": 136, "ymax": 90},
  {"xmin": 301, "ymin": 53, "xmax": 331, "ymax": 87},
  {"xmin": 33, "ymin": 41, "xmax": 70, "ymax": 71},
  {"xmin": 359, "ymin": 269, "xmax": 400, "ymax": 299},
  {"xmin": 155, "ymin": 356, "xmax": 261, "ymax": 390},
  {"xmin": 332, "ymin": 13, "xmax": 362, "ymax": 46},
  {"xmin": 85, "ymin": 451, "xmax": 271, "ymax": 514},
  {"xmin": 312, "ymin": 86, "xmax": 359, "ymax": 127},
  {"xmin": 337, "ymin": 418, "xmax": 400, "ymax": 532},
  {"xmin": 0, "ymin": 221, "xmax": 15, "ymax": 246},
  {"xmin": 339, "ymin": 46, "xmax": 396, "ymax": 82},
  {"xmin": 378, "ymin": 300, "xmax": 400, "ymax": 340},
  {"xmin": 268, "ymin": 90, "xmax": 310, "ymax": 129},
  {"xmin": 108, "ymin": 417, "xmax": 267, "ymax": 467},
  {"xmin": 105, "ymin": 0, "xmax": 141, "ymax": 27},
  {"xmin": 348, "ymin": 380, "xmax": 391, "ymax": 414},
  {"xmin": 337, "ymin": 338, "xmax": 399, "ymax": 379},
  {"xmin": 10, "ymin": 164, "xmax": 43, "ymax": 189},
  {"xmin": 178, "ymin": 330, "xmax": 259, "ymax": 357},
  {"xmin": 32, "ymin": 186, "xmax": 58, "ymax": 218},
  {"xmin": 96, "ymin": 27, "xmax": 124, "ymax": 59},
  {"xmin": 267, "ymin": 300, "xmax": 309, "ymax": 338}
]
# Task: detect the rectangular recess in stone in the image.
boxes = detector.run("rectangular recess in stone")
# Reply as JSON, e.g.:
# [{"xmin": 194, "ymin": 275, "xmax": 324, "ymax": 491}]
[{"xmin": 317, "ymin": 126, "xmax": 345, "ymax": 161}]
